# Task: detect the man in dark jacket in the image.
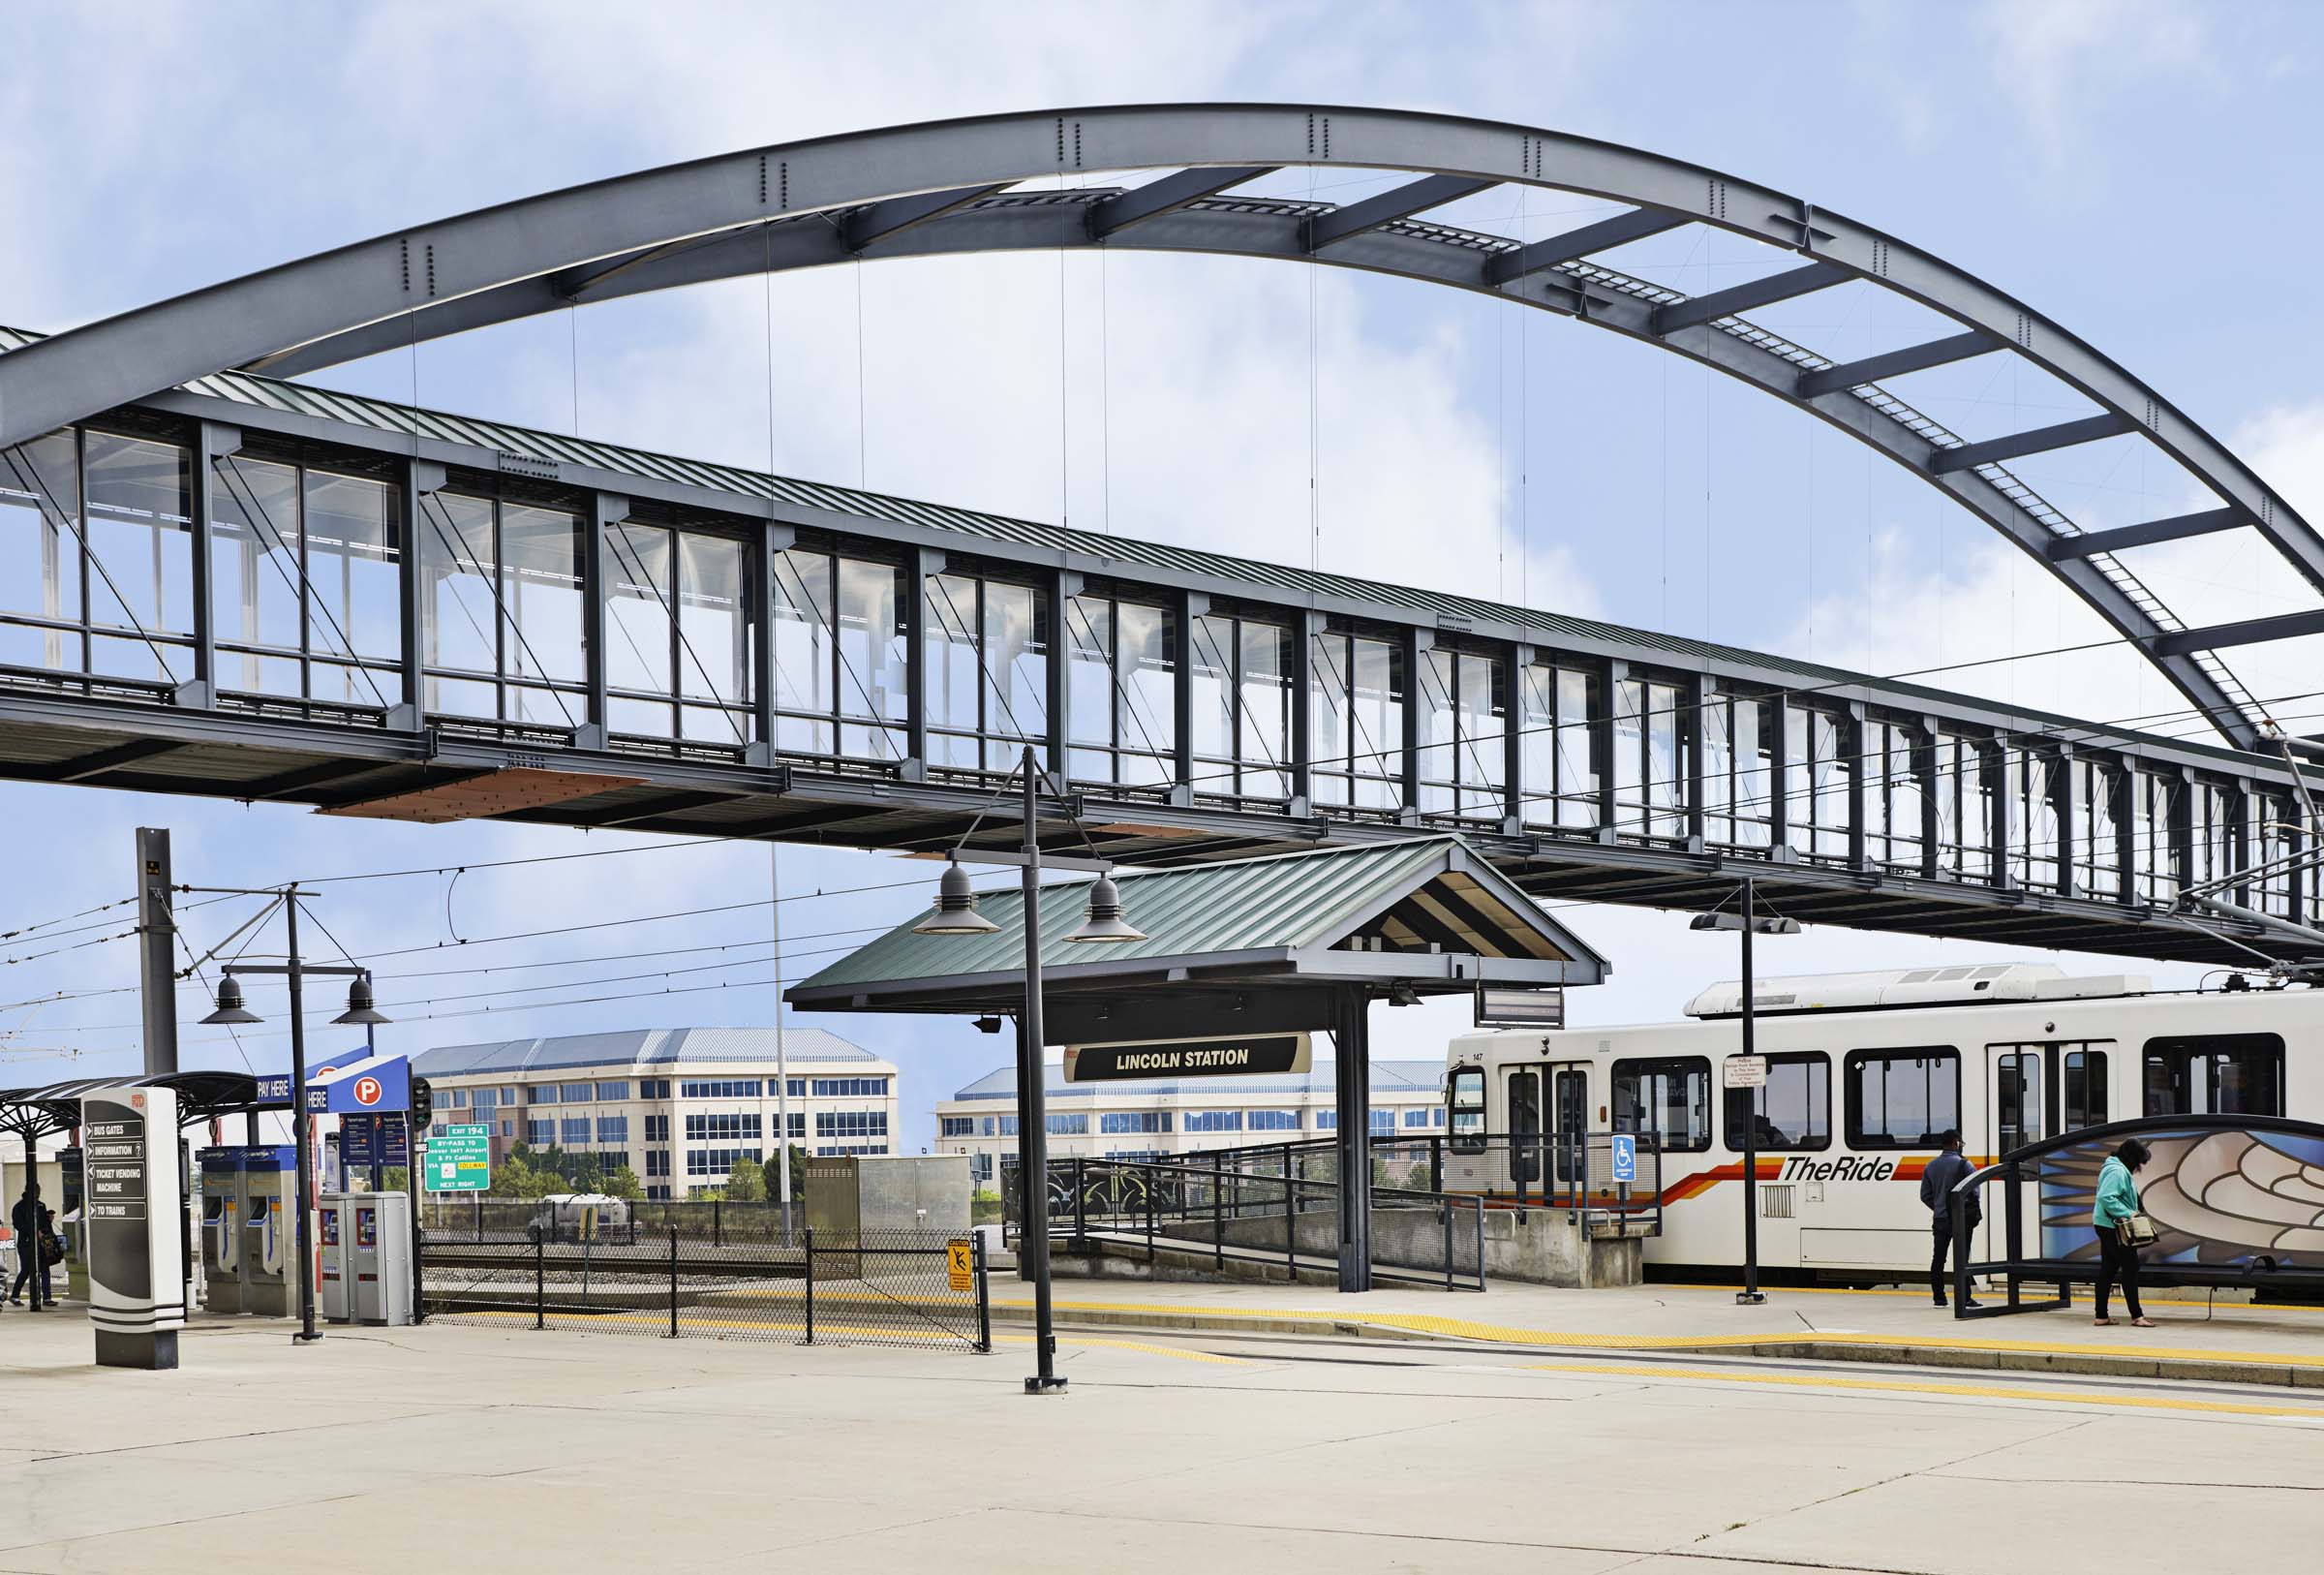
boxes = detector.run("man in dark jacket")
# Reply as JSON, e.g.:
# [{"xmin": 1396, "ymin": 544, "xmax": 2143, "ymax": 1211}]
[
  {"xmin": 1920, "ymin": 1131, "xmax": 1979, "ymax": 1309},
  {"xmin": 9, "ymin": 1182, "xmax": 48, "ymax": 1310}
]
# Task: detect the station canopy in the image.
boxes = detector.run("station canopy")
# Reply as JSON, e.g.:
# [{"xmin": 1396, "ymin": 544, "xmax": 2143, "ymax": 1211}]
[
  {"xmin": 0, "ymin": 1071, "xmax": 283, "ymax": 1144},
  {"xmin": 789, "ymin": 836, "xmax": 1605, "ymax": 1042}
]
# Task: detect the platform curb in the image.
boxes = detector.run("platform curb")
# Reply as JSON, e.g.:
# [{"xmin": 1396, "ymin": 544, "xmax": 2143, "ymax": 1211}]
[{"xmin": 992, "ymin": 1298, "xmax": 2324, "ymax": 1386}]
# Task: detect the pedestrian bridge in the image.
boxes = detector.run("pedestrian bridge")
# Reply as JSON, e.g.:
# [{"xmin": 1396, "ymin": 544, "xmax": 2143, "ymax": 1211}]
[{"xmin": 1, "ymin": 105, "xmax": 2320, "ymax": 968}]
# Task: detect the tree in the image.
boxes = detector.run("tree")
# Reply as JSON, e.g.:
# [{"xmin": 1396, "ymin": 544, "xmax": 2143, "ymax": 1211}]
[
  {"xmin": 722, "ymin": 1157, "xmax": 768, "ymax": 1202},
  {"xmin": 600, "ymin": 1164, "xmax": 644, "ymax": 1201}
]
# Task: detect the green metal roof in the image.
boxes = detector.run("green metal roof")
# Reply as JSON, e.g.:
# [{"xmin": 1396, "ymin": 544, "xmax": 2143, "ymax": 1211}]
[{"xmin": 792, "ymin": 835, "xmax": 1604, "ymax": 998}]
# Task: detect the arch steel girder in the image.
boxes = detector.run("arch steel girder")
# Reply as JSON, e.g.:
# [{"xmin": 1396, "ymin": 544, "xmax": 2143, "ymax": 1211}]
[
  {"xmin": 223, "ymin": 194, "xmax": 2261, "ymax": 749},
  {"xmin": 0, "ymin": 103, "xmax": 2311, "ymax": 741}
]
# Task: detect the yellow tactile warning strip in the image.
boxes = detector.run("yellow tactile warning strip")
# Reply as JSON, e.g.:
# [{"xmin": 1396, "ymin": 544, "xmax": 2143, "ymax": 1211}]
[
  {"xmin": 991, "ymin": 1294, "xmax": 2324, "ymax": 1368},
  {"xmin": 1524, "ymin": 1358, "xmax": 2324, "ymax": 1420}
]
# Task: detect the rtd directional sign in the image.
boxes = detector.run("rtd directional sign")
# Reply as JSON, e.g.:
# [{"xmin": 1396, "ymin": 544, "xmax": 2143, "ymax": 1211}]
[
  {"xmin": 426, "ymin": 1124, "xmax": 491, "ymax": 1192},
  {"xmin": 1063, "ymin": 1034, "xmax": 1311, "ymax": 1083}
]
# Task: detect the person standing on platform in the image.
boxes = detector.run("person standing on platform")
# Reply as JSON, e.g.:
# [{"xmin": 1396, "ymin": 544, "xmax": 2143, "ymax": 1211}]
[
  {"xmin": 2093, "ymin": 1138, "xmax": 2156, "ymax": 1329},
  {"xmin": 9, "ymin": 1182, "xmax": 48, "ymax": 1310},
  {"xmin": 1920, "ymin": 1130, "xmax": 1979, "ymax": 1310}
]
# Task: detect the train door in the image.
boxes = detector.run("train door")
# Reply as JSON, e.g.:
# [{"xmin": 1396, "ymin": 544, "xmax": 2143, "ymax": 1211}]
[
  {"xmin": 1507, "ymin": 1065, "xmax": 1544, "ymax": 1202},
  {"xmin": 1548, "ymin": 1064, "xmax": 1589, "ymax": 1202},
  {"xmin": 1983, "ymin": 1044, "xmax": 2047, "ymax": 1262}
]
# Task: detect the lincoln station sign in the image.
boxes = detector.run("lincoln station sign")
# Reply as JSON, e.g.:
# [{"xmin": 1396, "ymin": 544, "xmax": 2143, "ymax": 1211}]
[{"xmin": 1063, "ymin": 1034, "xmax": 1313, "ymax": 1083}]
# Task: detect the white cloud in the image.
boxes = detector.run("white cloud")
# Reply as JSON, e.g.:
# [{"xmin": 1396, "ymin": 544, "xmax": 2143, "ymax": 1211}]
[{"xmin": 1976, "ymin": 0, "xmax": 2216, "ymax": 168}]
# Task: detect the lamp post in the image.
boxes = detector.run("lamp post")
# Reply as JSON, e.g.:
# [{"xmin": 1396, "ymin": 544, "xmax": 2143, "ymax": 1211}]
[
  {"xmin": 914, "ymin": 743, "xmax": 1144, "ymax": 1395},
  {"xmin": 198, "ymin": 887, "xmax": 387, "ymax": 1344},
  {"xmin": 1691, "ymin": 878, "xmax": 1798, "ymax": 1307}
]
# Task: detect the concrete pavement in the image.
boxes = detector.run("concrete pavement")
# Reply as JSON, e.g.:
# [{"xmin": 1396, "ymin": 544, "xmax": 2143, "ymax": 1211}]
[{"xmin": 2, "ymin": 1301, "xmax": 2321, "ymax": 1573}]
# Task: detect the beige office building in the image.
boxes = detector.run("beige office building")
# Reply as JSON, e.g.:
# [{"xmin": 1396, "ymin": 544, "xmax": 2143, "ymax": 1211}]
[{"xmin": 413, "ymin": 1027, "xmax": 899, "ymax": 1199}]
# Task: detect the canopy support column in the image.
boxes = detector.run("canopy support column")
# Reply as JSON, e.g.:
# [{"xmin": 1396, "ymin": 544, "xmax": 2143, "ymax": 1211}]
[{"xmin": 1333, "ymin": 986, "xmax": 1373, "ymax": 1293}]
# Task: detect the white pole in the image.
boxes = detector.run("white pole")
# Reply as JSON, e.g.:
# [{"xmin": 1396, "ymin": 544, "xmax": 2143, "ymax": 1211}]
[{"xmin": 771, "ymin": 842, "xmax": 794, "ymax": 1243}]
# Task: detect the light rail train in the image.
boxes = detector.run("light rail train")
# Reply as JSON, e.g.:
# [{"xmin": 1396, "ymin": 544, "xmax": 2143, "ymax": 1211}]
[{"xmin": 1440, "ymin": 963, "xmax": 2319, "ymax": 1282}]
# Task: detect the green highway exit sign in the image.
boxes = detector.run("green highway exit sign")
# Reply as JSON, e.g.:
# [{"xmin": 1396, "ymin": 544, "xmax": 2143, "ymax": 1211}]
[{"xmin": 426, "ymin": 1124, "xmax": 492, "ymax": 1192}]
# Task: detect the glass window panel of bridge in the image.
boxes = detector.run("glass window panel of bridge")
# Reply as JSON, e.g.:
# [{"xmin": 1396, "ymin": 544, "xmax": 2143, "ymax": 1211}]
[
  {"xmin": 1517, "ymin": 662, "xmax": 1599, "ymax": 832},
  {"xmin": 2071, "ymin": 757, "xmax": 2123, "ymax": 901},
  {"xmin": 1612, "ymin": 677, "xmax": 1686, "ymax": 839},
  {"xmin": 609, "ymin": 523, "xmax": 756, "ymax": 747},
  {"xmin": 0, "ymin": 431, "xmax": 82, "ymax": 674},
  {"xmin": 2186, "ymin": 780, "xmax": 2241, "ymax": 897},
  {"xmin": 1930, "ymin": 733, "xmax": 1994, "ymax": 880},
  {"xmin": 1416, "ymin": 646, "xmax": 1507, "ymax": 819},
  {"xmin": 1310, "ymin": 629, "xmax": 1404, "ymax": 812},
  {"xmin": 2128, "ymin": 770, "xmax": 2182, "ymax": 903},
  {"xmin": 1701, "ymin": 687, "xmax": 1771, "ymax": 849},
  {"xmin": 2251, "ymin": 793, "xmax": 2299, "ymax": 919},
  {"xmin": 416, "ymin": 494, "xmax": 584, "ymax": 727},
  {"xmin": 2002, "ymin": 749, "xmax": 2063, "ymax": 892},
  {"xmin": 1785, "ymin": 706, "xmax": 1853, "ymax": 862},
  {"xmin": 1861, "ymin": 719, "xmax": 1923, "ymax": 872},
  {"xmin": 1190, "ymin": 613, "xmax": 1289, "ymax": 802},
  {"xmin": 1065, "ymin": 594, "xmax": 1175, "ymax": 788},
  {"xmin": 210, "ymin": 457, "xmax": 400, "ymax": 708},
  {"xmin": 80, "ymin": 431, "xmax": 194, "ymax": 684},
  {"xmin": 921, "ymin": 571, "xmax": 1047, "ymax": 775}
]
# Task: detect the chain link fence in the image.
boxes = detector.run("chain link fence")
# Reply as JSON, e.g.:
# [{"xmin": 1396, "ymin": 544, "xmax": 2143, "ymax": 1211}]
[{"xmin": 417, "ymin": 1200, "xmax": 988, "ymax": 1351}]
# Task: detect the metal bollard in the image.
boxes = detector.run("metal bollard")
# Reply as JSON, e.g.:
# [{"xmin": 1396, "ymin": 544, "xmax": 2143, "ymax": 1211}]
[
  {"xmin": 802, "ymin": 1226, "xmax": 815, "ymax": 1345},
  {"xmin": 533, "ymin": 1228, "xmax": 545, "ymax": 1330}
]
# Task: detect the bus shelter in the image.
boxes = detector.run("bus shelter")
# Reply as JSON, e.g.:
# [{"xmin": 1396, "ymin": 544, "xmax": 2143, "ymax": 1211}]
[{"xmin": 789, "ymin": 836, "xmax": 1607, "ymax": 1290}]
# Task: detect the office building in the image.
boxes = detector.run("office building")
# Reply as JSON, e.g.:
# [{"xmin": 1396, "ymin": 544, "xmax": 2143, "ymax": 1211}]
[
  {"xmin": 933, "ymin": 1059, "xmax": 1447, "ymax": 1185},
  {"xmin": 412, "ymin": 1028, "xmax": 899, "ymax": 1200}
]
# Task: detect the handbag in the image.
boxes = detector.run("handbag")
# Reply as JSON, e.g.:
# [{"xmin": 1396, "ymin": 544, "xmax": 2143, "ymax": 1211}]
[{"xmin": 2115, "ymin": 1212, "xmax": 2158, "ymax": 1249}]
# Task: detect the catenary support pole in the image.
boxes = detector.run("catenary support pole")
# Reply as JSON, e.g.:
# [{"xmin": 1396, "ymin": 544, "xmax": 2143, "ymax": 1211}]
[
  {"xmin": 771, "ymin": 842, "xmax": 795, "ymax": 1245},
  {"xmin": 135, "ymin": 828, "xmax": 177, "ymax": 1077},
  {"xmin": 1015, "ymin": 746, "xmax": 1065, "ymax": 1392},
  {"xmin": 1737, "ymin": 879, "xmax": 1765, "ymax": 1306},
  {"xmin": 286, "ymin": 897, "xmax": 321, "ymax": 1343}
]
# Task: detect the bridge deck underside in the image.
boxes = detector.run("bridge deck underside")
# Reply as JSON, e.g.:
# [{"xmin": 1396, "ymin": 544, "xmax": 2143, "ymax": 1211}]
[{"xmin": 0, "ymin": 697, "xmax": 2278, "ymax": 968}]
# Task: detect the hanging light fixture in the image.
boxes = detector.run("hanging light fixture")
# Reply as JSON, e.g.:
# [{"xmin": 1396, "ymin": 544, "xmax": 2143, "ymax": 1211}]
[
  {"xmin": 330, "ymin": 975, "xmax": 390, "ymax": 1027},
  {"xmin": 1062, "ymin": 875, "xmax": 1146, "ymax": 943},
  {"xmin": 914, "ymin": 861, "xmax": 999, "ymax": 936},
  {"xmin": 199, "ymin": 974, "xmax": 262, "ymax": 1026}
]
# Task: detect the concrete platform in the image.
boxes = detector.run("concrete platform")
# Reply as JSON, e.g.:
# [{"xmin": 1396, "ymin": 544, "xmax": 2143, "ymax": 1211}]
[
  {"xmin": 2, "ymin": 1296, "xmax": 2321, "ymax": 1574},
  {"xmin": 1003, "ymin": 1275, "xmax": 2324, "ymax": 1386}
]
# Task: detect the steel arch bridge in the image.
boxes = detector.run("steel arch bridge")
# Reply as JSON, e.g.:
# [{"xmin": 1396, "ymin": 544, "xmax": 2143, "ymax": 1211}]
[{"xmin": 1, "ymin": 104, "xmax": 2321, "ymax": 968}]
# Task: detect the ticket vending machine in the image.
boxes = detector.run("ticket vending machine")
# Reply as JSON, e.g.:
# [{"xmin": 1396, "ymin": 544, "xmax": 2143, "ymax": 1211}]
[
  {"xmin": 350, "ymin": 1192, "xmax": 413, "ymax": 1327},
  {"xmin": 197, "ymin": 1148, "xmax": 243, "ymax": 1313},
  {"xmin": 318, "ymin": 1194, "xmax": 351, "ymax": 1322},
  {"xmin": 240, "ymin": 1147, "xmax": 299, "ymax": 1317}
]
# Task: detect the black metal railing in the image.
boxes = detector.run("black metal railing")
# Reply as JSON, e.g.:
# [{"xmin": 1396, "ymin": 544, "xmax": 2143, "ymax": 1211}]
[
  {"xmin": 1003, "ymin": 1154, "xmax": 1486, "ymax": 1290},
  {"xmin": 418, "ymin": 1206, "xmax": 987, "ymax": 1351},
  {"xmin": 1076, "ymin": 1130, "xmax": 1665, "ymax": 1232}
]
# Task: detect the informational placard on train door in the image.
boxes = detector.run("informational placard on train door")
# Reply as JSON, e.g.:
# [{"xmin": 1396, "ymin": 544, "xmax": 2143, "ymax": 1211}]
[
  {"xmin": 1609, "ymin": 1134, "xmax": 1636, "ymax": 1185},
  {"xmin": 82, "ymin": 1086, "xmax": 185, "ymax": 1370},
  {"xmin": 1724, "ymin": 1056, "xmax": 1768, "ymax": 1090}
]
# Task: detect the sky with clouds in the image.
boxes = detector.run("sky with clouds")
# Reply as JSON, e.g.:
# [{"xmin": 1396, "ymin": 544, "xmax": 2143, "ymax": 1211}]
[{"xmin": 2, "ymin": 0, "xmax": 2321, "ymax": 1151}]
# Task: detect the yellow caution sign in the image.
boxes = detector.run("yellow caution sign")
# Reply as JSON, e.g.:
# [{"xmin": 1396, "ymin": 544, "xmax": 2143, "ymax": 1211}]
[{"xmin": 946, "ymin": 1238, "xmax": 973, "ymax": 1292}]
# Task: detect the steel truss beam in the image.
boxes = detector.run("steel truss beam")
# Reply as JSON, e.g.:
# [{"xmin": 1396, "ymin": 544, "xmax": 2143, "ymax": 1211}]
[{"xmin": 3, "ymin": 104, "xmax": 2320, "ymax": 758}]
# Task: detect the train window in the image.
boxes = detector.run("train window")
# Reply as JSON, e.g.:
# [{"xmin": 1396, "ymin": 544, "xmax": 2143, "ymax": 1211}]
[
  {"xmin": 1845, "ymin": 1048, "xmax": 1960, "ymax": 1149},
  {"xmin": 1611, "ymin": 1057, "xmax": 1712, "ymax": 1153},
  {"xmin": 2063, "ymin": 1048, "xmax": 2109, "ymax": 1131},
  {"xmin": 1723, "ymin": 1052, "xmax": 1830, "ymax": 1153},
  {"xmin": 2142, "ymin": 1035, "xmax": 2283, "ymax": 1117},
  {"xmin": 1448, "ymin": 1066, "xmax": 1487, "ymax": 1153}
]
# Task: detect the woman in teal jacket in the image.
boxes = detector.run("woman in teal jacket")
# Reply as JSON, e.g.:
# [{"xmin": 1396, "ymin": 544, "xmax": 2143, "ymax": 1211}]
[{"xmin": 2092, "ymin": 1138, "xmax": 2154, "ymax": 1328}]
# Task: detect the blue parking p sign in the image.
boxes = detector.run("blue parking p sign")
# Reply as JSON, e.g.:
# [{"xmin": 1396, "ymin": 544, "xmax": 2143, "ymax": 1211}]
[{"xmin": 1609, "ymin": 1134, "xmax": 1636, "ymax": 1184}]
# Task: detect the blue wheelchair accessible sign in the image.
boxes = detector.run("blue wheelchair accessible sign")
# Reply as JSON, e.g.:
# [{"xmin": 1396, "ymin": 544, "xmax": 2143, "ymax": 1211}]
[{"xmin": 1609, "ymin": 1134, "xmax": 1636, "ymax": 1185}]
